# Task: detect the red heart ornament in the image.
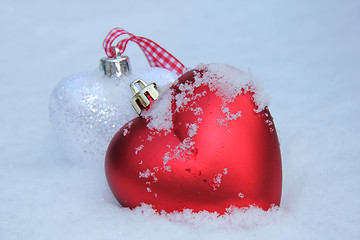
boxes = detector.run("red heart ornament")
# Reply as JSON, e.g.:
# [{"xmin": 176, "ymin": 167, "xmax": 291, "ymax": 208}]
[{"xmin": 105, "ymin": 64, "xmax": 282, "ymax": 214}]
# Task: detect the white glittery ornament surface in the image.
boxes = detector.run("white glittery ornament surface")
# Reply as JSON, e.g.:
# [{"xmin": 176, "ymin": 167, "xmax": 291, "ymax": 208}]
[{"xmin": 49, "ymin": 67, "xmax": 177, "ymax": 164}]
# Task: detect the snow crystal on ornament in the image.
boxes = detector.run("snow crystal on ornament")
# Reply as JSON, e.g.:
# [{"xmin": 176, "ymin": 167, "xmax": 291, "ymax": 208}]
[
  {"xmin": 161, "ymin": 135, "xmax": 198, "ymax": 173},
  {"xmin": 135, "ymin": 145, "xmax": 144, "ymax": 155},
  {"xmin": 217, "ymin": 107, "xmax": 242, "ymax": 126},
  {"xmin": 209, "ymin": 173, "xmax": 223, "ymax": 190},
  {"xmin": 186, "ymin": 122, "xmax": 199, "ymax": 137},
  {"xmin": 49, "ymin": 67, "xmax": 177, "ymax": 164},
  {"xmin": 139, "ymin": 168, "xmax": 158, "ymax": 182}
]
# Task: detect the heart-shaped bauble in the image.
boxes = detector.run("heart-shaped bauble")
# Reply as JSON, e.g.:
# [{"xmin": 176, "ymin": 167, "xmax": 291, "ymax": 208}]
[
  {"xmin": 105, "ymin": 63, "xmax": 282, "ymax": 213},
  {"xmin": 49, "ymin": 67, "xmax": 176, "ymax": 164}
]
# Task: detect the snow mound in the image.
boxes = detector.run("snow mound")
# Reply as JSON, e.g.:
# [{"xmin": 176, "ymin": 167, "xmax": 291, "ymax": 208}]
[{"xmin": 130, "ymin": 204, "xmax": 285, "ymax": 231}]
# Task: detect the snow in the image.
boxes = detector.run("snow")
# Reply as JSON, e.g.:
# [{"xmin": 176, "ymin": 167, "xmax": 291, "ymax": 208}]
[
  {"xmin": 141, "ymin": 82, "xmax": 174, "ymax": 131},
  {"xmin": 143, "ymin": 63, "xmax": 265, "ymax": 132},
  {"xmin": 193, "ymin": 63, "xmax": 269, "ymax": 112},
  {"xmin": 1, "ymin": 0, "xmax": 360, "ymax": 239}
]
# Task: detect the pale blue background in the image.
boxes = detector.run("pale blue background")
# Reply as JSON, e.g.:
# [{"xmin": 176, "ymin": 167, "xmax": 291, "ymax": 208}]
[{"xmin": 1, "ymin": 0, "xmax": 359, "ymax": 239}]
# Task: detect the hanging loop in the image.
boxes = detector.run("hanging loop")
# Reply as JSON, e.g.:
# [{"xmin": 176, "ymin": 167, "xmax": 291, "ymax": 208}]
[{"xmin": 103, "ymin": 27, "xmax": 185, "ymax": 75}]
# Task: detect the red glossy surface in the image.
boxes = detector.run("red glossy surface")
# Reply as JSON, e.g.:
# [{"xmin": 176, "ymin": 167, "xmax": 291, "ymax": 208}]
[{"xmin": 105, "ymin": 69, "xmax": 282, "ymax": 214}]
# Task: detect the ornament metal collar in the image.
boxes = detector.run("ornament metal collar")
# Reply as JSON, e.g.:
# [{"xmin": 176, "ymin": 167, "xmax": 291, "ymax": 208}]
[{"xmin": 130, "ymin": 79, "xmax": 160, "ymax": 115}]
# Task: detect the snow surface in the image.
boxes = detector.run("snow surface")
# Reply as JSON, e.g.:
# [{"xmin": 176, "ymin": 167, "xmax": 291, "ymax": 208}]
[{"xmin": 1, "ymin": 0, "xmax": 360, "ymax": 239}]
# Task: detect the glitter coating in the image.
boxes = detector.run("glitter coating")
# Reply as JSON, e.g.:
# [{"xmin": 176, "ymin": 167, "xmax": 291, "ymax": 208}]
[{"xmin": 49, "ymin": 68, "xmax": 177, "ymax": 164}]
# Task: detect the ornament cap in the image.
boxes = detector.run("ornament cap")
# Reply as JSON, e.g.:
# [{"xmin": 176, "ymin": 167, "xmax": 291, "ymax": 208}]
[
  {"xmin": 130, "ymin": 79, "xmax": 160, "ymax": 115},
  {"xmin": 100, "ymin": 50, "xmax": 131, "ymax": 78}
]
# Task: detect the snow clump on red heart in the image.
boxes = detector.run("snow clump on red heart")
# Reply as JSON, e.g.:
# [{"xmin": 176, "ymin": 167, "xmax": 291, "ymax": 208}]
[{"xmin": 141, "ymin": 63, "xmax": 270, "ymax": 132}]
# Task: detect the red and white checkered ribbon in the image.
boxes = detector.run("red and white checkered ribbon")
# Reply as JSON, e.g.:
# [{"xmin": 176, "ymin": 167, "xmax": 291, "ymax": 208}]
[{"xmin": 103, "ymin": 27, "xmax": 185, "ymax": 76}]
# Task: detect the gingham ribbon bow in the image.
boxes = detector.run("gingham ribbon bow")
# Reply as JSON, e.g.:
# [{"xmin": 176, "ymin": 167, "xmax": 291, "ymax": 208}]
[{"xmin": 103, "ymin": 27, "xmax": 185, "ymax": 76}]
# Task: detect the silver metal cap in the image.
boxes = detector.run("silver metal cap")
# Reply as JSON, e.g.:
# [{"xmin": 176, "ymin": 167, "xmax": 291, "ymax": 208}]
[{"xmin": 99, "ymin": 55, "xmax": 131, "ymax": 78}]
